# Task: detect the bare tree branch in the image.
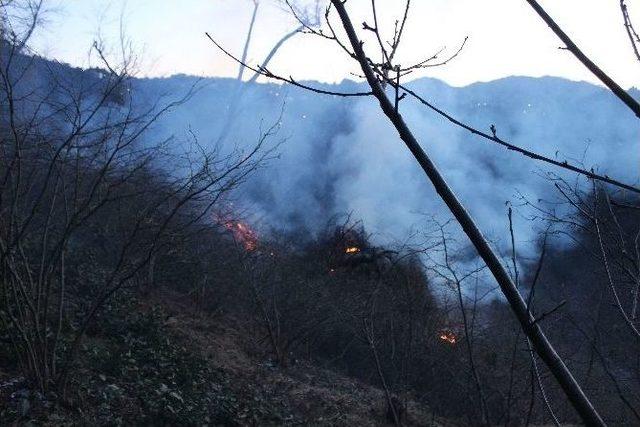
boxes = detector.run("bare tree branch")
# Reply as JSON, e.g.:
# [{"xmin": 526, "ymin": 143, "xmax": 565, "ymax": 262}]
[
  {"xmin": 328, "ymin": 1, "xmax": 605, "ymax": 425},
  {"xmin": 525, "ymin": 0, "xmax": 640, "ymax": 119},
  {"xmin": 389, "ymin": 79, "xmax": 640, "ymax": 195},
  {"xmin": 205, "ymin": 31, "xmax": 371, "ymax": 97}
]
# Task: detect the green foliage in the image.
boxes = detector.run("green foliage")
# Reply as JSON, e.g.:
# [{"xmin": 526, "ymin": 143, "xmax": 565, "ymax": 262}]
[
  {"xmin": 1, "ymin": 295, "xmax": 239, "ymax": 426},
  {"xmin": 80, "ymin": 297, "xmax": 230, "ymax": 425}
]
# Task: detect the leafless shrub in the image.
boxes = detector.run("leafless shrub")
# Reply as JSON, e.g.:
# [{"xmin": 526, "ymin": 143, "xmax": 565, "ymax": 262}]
[{"xmin": 0, "ymin": 8, "xmax": 278, "ymax": 396}]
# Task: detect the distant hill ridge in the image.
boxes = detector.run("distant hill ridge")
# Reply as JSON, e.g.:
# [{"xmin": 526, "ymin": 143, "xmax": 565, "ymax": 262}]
[{"xmin": 21, "ymin": 51, "xmax": 640, "ymax": 243}]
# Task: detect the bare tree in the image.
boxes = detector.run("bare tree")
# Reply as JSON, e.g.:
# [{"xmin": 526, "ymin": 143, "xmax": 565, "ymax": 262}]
[
  {"xmin": 0, "ymin": 0, "xmax": 43, "ymax": 52},
  {"xmin": 519, "ymin": 171, "xmax": 640, "ymax": 422},
  {"xmin": 0, "ymin": 5, "xmax": 276, "ymax": 396},
  {"xmin": 205, "ymin": 1, "xmax": 610, "ymax": 424},
  {"xmin": 328, "ymin": 3, "xmax": 604, "ymax": 424},
  {"xmin": 425, "ymin": 222, "xmax": 490, "ymax": 425},
  {"xmin": 214, "ymin": 0, "xmax": 320, "ymax": 148}
]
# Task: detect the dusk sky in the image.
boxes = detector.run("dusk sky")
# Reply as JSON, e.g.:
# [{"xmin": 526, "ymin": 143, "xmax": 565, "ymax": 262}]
[{"xmin": 30, "ymin": 0, "xmax": 640, "ymax": 88}]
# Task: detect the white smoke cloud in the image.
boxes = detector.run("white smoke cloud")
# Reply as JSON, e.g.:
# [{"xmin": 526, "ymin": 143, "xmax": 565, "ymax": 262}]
[{"xmin": 140, "ymin": 75, "xmax": 640, "ymax": 258}]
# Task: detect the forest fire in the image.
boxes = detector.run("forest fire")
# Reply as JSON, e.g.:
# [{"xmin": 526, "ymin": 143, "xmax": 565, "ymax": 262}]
[
  {"xmin": 439, "ymin": 331, "xmax": 457, "ymax": 345},
  {"xmin": 345, "ymin": 246, "xmax": 360, "ymax": 254},
  {"xmin": 233, "ymin": 222, "xmax": 258, "ymax": 251},
  {"xmin": 217, "ymin": 215, "xmax": 258, "ymax": 252}
]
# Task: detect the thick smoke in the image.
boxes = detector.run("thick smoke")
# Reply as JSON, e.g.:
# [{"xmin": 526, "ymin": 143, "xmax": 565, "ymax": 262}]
[{"xmin": 138, "ymin": 75, "xmax": 640, "ymax": 254}]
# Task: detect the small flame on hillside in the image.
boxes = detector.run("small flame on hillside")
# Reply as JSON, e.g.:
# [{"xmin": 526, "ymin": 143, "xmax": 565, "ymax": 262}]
[
  {"xmin": 345, "ymin": 246, "xmax": 360, "ymax": 254},
  {"xmin": 217, "ymin": 214, "xmax": 258, "ymax": 252},
  {"xmin": 439, "ymin": 331, "xmax": 457, "ymax": 345}
]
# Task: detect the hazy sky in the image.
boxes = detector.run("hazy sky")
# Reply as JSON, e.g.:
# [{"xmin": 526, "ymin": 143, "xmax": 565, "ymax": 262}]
[{"xmin": 30, "ymin": 0, "xmax": 640, "ymax": 88}]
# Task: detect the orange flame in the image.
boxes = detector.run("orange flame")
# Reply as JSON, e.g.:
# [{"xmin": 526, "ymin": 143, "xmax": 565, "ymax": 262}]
[
  {"xmin": 217, "ymin": 215, "xmax": 258, "ymax": 252},
  {"xmin": 439, "ymin": 331, "xmax": 457, "ymax": 345},
  {"xmin": 345, "ymin": 246, "xmax": 360, "ymax": 254}
]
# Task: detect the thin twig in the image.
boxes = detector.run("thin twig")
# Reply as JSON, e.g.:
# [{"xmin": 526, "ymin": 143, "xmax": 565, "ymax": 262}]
[
  {"xmin": 388, "ymin": 79, "xmax": 640, "ymax": 195},
  {"xmin": 205, "ymin": 32, "xmax": 371, "ymax": 97}
]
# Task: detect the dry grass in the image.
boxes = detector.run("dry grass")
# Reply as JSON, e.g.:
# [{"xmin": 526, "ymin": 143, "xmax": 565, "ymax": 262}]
[{"xmin": 158, "ymin": 291, "xmax": 458, "ymax": 426}]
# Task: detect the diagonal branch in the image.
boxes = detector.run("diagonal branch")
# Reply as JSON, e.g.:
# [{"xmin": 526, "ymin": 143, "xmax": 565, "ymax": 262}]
[
  {"xmin": 620, "ymin": 0, "xmax": 640, "ymax": 63},
  {"xmin": 329, "ymin": 1, "xmax": 605, "ymax": 425},
  {"xmin": 388, "ymin": 79, "xmax": 640, "ymax": 195},
  {"xmin": 525, "ymin": 0, "xmax": 640, "ymax": 119},
  {"xmin": 205, "ymin": 32, "xmax": 371, "ymax": 97}
]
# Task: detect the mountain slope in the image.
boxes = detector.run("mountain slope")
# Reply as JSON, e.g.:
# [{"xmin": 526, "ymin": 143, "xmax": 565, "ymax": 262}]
[
  {"xmin": 136, "ymin": 72, "xmax": 639, "ymax": 248},
  {"xmin": 0, "ymin": 292, "xmax": 456, "ymax": 426}
]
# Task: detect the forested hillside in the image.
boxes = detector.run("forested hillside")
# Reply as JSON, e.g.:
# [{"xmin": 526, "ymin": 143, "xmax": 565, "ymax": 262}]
[{"xmin": 3, "ymin": 1, "xmax": 640, "ymax": 424}]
